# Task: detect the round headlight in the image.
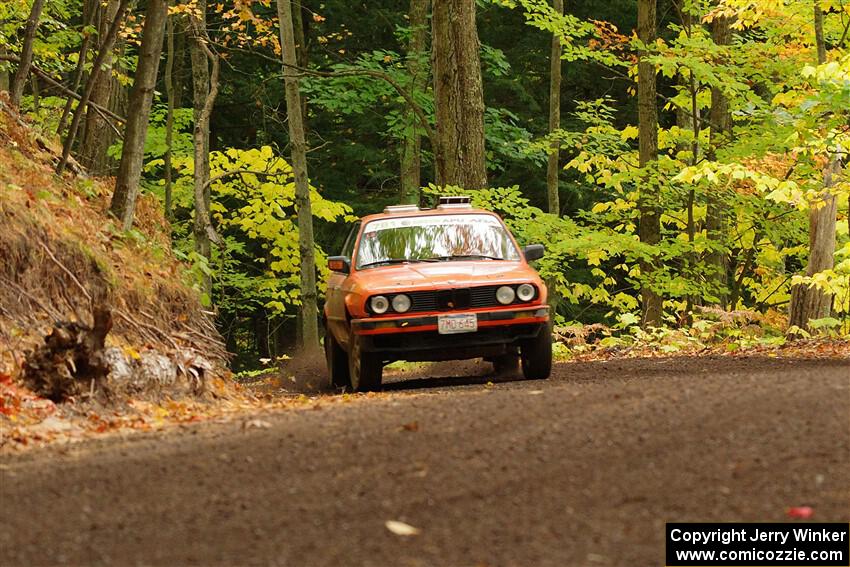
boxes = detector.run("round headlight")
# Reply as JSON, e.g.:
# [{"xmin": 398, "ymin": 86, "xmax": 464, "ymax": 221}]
[
  {"xmin": 517, "ymin": 284, "xmax": 536, "ymax": 302},
  {"xmin": 392, "ymin": 294, "xmax": 411, "ymax": 313},
  {"xmin": 496, "ymin": 285, "xmax": 515, "ymax": 305},
  {"xmin": 370, "ymin": 295, "xmax": 389, "ymax": 314}
]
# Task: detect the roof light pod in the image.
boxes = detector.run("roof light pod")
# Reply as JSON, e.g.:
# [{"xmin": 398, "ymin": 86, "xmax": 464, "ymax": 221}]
[
  {"xmin": 383, "ymin": 204, "xmax": 420, "ymax": 214},
  {"xmin": 437, "ymin": 195, "xmax": 472, "ymax": 210}
]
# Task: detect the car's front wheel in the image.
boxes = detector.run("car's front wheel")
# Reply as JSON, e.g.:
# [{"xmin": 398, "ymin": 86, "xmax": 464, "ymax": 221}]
[
  {"xmin": 520, "ymin": 324, "xmax": 552, "ymax": 380},
  {"xmin": 325, "ymin": 330, "xmax": 351, "ymax": 390},
  {"xmin": 348, "ymin": 334, "xmax": 383, "ymax": 392}
]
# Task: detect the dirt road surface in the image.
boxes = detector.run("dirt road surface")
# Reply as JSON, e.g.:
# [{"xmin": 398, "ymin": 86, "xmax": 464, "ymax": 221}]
[{"xmin": 1, "ymin": 356, "xmax": 848, "ymax": 566}]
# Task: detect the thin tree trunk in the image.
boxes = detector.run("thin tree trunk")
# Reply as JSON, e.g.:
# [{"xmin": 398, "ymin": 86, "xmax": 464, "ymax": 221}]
[
  {"xmin": 291, "ymin": 0, "xmax": 309, "ymax": 121},
  {"xmin": 400, "ymin": 0, "xmax": 430, "ymax": 204},
  {"xmin": 292, "ymin": 1, "xmax": 309, "ymax": 67},
  {"xmin": 680, "ymin": 5, "xmax": 700, "ymax": 322},
  {"xmin": 79, "ymin": 0, "xmax": 124, "ymax": 175},
  {"xmin": 190, "ymin": 3, "xmax": 221, "ymax": 296},
  {"xmin": 706, "ymin": 14, "xmax": 732, "ymax": 308},
  {"xmin": 10, "ymin": 0, "xmax": 46, "ymax": 106},
  {"xmin": 58, "ymin": 0, "xmax": 98, "ymax": 135},
  {"xmin": 109, "ymin": 0, "xmax": 168, "ymax": 228},
  {"xmin": 546, "ymin": 0, "xmax": 563, "ymax": 215},
  {"xmin": 57, "ymin": 0, "xmax": 132, "ymax": 175},
  {"xmin": 789, "ymin": 1, "xmax": 840, "ymax": 332},
  {"xmin": 637, "ymin": 0, "xmax": 662, "ymax": 327},
  {"xmin": 678, "ymin": 71, "xmax": 699, "ymax": 321},
  {"xmin": 172, "ymin": 17, "xmax": 188, "ymax": 109},
  {"xmin": 278, "ymin": 0, "xmax": 320, "ymax": 352},
  {"xmin": 29, "ymin": 75, "xmax": 39, "ymax": 111},
  {"xmin": 0, "ymin": 46, "xmax": 10, "ymax": 92},
  {"xmin": 432, "ymin": 0, "xmax": 486, "ymax": 189},
  {"xmin": 814, "ymin": 1, "xmax": 827, "ymax": 64},
  {"xmin": 190, "ymin": 0, "xmax": 211, "ymax": 269},
  {"xmin": 164, "ymin": 10, "xmax": 176, "ymax": 220}
]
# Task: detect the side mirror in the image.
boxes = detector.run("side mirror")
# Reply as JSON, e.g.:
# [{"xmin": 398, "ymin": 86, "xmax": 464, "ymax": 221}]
[
  {"xmin": 523, "ymin": 244, "xmax": 545, "ymax": 262},
  {"xmin": 328, "ymin": 256, "xmax": 351, "ymax": 274}
]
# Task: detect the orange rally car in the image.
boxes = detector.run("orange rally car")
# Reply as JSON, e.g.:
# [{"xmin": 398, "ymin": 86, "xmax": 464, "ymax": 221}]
[{"xmin": 323, "ymin": 196, "xmax": 551, "ymax": 391}]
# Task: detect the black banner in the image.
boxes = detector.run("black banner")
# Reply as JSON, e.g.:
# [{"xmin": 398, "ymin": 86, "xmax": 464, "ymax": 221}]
[{"xmin": 666, "ymin": 523, "xmax": 850, "ymax": 566}]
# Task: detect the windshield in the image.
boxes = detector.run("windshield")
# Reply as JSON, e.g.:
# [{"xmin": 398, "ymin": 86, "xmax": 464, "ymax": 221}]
[{"xmin": 355, "ymin": 214, "xmax": 521, "ymax": 269}]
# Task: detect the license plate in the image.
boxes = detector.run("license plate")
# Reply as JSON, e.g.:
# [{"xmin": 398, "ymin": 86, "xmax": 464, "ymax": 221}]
[{"xmin": 437, "ymin": 313, "xmax": 478, "ymax": 335}]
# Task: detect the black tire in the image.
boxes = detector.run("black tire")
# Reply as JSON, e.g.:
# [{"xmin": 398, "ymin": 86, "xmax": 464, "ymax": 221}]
[
  {"xmin": 520, "ymin": 324, "xmax": 552, "ymax": 380},
  {"xmin": 324, "ymin": 330, "xmax": 351, "ymax": 390},
  {"xmin": 348, "ymin": 334, "xmax": 382, "ymax": 392}
]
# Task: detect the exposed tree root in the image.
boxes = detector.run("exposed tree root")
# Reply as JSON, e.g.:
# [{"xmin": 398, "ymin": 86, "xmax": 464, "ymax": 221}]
[{"xmin": 22, "ymin": 307, "xmax": 112, "ymax": 402}]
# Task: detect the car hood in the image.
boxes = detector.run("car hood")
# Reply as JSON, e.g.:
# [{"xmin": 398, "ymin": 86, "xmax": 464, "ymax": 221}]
[{"xmin": 353, "ymin": 261, "xmax": 539, "ymax": 292}]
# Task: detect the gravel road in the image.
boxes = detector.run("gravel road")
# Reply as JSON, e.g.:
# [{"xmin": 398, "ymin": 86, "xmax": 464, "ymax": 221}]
[{"xmin": 1, "ymin": 356, "xmax": 848, "ymax": 566}]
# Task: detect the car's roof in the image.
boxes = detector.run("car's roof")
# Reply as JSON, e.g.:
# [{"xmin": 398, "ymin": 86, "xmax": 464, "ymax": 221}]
[{"xmin": 359, "ymin": 207, "xmax": 500, "ymax": 224}]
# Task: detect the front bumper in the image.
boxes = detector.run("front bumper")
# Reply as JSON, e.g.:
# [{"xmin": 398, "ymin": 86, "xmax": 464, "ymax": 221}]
[
  {"xmin": 352, "ymin": 305, "xmax": 549, "ymax": 335},
  {"xmin": 352, "ymin": 305, "xmax": 549, "ymax": 361}
]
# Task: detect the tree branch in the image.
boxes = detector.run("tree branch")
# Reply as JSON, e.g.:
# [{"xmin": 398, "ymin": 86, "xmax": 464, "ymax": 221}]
[
  {"xmin": 210, "ymin": 43, "xmax": 436, "ymax": 147},
  {"xmin": 0, "ymin": 54, "xmax": 126, "ymax": 125}
]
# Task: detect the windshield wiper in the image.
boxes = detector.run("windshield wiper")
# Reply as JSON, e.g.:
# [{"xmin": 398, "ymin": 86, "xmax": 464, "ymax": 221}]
[
  {"xmin": 359, "ymin": 258, "xmax": 441, "ymax": 268},
  {"xmin": 429, "ymin": 254, "xmax": 506, "ymax": 261}
]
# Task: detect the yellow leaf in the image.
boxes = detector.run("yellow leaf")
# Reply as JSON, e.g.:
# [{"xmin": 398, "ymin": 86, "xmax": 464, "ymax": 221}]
[
  {"xmin": 620, "ymin": 125, "xmax": 639, "ymax": 140},
  {"xmin": 123, "ymin": 346, "xmax": 141, "ymax": 360}
]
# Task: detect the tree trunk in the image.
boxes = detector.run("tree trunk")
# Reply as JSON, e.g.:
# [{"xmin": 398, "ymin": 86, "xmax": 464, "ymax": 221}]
[
  {"xmin": 190, "ymin": 5, "xmax": 221, "ymax": 297},
  {"xmin": 432, "ymin": 0, "xmax": 487, "ymax": 189},
  {"xmin": 277, "ymin": 0, "xmax": 320, "ymax": 352},
  {"xmin": 172, "ymin": 16, "xmax": 188, "ymax": 109},
  {"xmin": 164, "ymin": 10, "xmax": 176, "ymax": 220},
  {"xmin": 788, "ymin": 1, "xmax": 840, "ymax": 332},
  {"xmin": 637, "ymin": 0, "xmax": 662, "ymax": 327},
  {"xmin": 291, "ymin": 0, "xmax": 309, "ymax": 122},
  {"xmin": 190, "ymin": 0, "xmax": 212, "ymax": 293},
  {"xmin": 0, "ymin": 45, "xmax": 10, "ymax": 92},
  {"xmin": 292, "ymin": 1, "xmax": 309, "ymax": 68},
  {"xmin": 400, "ymin": 0, "xmax": 430, "ymax": 204},
  {"xmin": 814, "ymin": 1, "xmax": 827, "ymax": 64},
  {"xmin": 58, "ymin": 0, "xmax": 98, "ymax": 136},
  {"xmin": 546, "ymin": 0, "xmax": 563, "ymax": 215},
  {"xmin": 77, "ymin": 0, "xmax": 122, "ymax": 175},
  {"xmin": 109, "ymin": 0, "xmax": 168, "ymax": 229},
  {"xmin": 706, "ymin": 14, "xmax": 732, "ymax": 308},
  {"xmin": 681, "ymin": 5, "xmax": 700, "ymax": 322},
  {"xmin": 29, "ymin": 74, "xmax": 40, "ymax": 111},
  {"xmin": 57, "ymin": 0, "xmax": 132, "ymax": 175},
  {"xmin": 10, "ymin": 0, "xmax": 46, "ymax": 107}
]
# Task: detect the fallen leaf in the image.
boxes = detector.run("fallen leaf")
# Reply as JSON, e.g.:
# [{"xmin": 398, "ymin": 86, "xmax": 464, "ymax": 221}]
[
  {"xmin": 123, "ymin": 346, "xmax": 141, "ymax": 360},
  {"xmin": 401, "ymin": 421, "xmax": 418, "ymax": 432},
  {"xmin": 244, "ymin": 419, "xmax": 271, "ymax": 429},
  {"xmin": 786, "ymin": 506, "xmax": 814, "ymax": 519},
  {"xmin": 385, "ymin": 520, "xmax": 420, "ymax": 536}
]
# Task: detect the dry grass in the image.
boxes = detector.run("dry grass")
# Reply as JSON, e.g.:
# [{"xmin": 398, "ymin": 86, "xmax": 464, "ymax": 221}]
[{"xmin": 0, "ymin": 93, "xmax": 226, "ymax": 381}]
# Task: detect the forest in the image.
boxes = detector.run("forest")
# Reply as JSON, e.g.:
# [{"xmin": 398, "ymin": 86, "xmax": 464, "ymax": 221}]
[{"xmin": 1, "ymin": 0, "xmax": 849, "ymax": 370}]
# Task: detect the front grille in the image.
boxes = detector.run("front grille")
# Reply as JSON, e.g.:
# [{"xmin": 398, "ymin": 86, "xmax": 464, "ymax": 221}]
[
  {"xmin": 403, "ymin": 285, "xmax": 506, "ymax": 313},
  {"xmin": 370, "ymin": 285, "xmax": 538, "ymax": 315}
]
